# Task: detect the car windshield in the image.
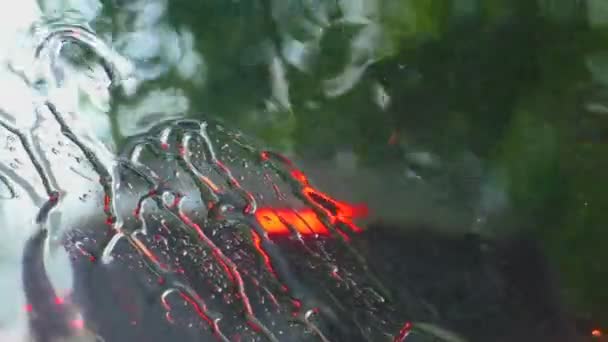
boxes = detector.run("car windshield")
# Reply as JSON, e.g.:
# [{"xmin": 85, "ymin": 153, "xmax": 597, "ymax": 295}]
[{"xmin": 0, "ymin": 1, "xmax": 605, "ymax": 341}]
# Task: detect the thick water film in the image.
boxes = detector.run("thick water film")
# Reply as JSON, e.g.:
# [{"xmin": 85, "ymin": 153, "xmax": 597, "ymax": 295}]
[{"xmin": 0, "ymin": 2, "xmax": 604, "ymax": 342}]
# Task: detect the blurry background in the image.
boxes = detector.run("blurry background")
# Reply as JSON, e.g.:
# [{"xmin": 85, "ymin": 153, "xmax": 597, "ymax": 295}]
[{"xmin": 4, "ymin": 0, "xmax": 607, "ymax": 332}]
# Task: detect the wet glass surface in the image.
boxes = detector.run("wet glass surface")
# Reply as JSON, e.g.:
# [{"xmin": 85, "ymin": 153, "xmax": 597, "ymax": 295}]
[{"xmin": 0, "ymin": 1, "xmax": 606, "ymax": 341}]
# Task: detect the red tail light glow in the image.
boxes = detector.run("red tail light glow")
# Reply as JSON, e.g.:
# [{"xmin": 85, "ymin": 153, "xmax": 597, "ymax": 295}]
[
  {"xmin": 254, "ymin": 160, "xmax": 369, "ymax": 236},
  {"xmin": 255, "ymin": 208, "xmax": 330, "ymax": 235},
  {"xmin": 254, "ymin": 191, "xmax": 368, "ymax": 236}
]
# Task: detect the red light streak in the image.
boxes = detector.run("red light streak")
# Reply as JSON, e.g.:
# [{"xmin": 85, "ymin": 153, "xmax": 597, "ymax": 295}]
[
  {"xmin": 302, "ymin": 187, "xmax": 368, "ymax": 220},
  {"xmin": 200, "ymin": 175, "xmax": 221, "ymax": 193},
  {"xmin": 103, "ymin": 194, "xmax": 110, "ymax": 213},
  {"xmin": 130, "ymin": 237, "xmax": 168, "ymax": 271},
  {"xmin": 178, "ymin": 292, "xmax": 214, "ymax": 327},
  {"xmin": 251, "ymin": 230, "xmax": 277, "ymax": 277},
  {"xmin": 394, "ymin": 322, "xmax": 413, "ymax": 341},
  {"xmin": 291, "ymin": 169, "xmax": 308, "ymax": 184}
]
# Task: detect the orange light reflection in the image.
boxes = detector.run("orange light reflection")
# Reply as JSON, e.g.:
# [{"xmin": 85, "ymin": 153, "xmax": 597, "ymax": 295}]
[
  {"xmin": 255, "ymin": 201, "xmax": 368, "ymax": 237},
  {"xmin": 255, "ymin": 208, "xmax": 329, "ymax": 235}
]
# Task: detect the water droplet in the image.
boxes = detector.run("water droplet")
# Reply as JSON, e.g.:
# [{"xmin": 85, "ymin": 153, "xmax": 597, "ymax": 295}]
[{"xmin": 162, "ymin": 192, "xmax": 176, "ymax": 206}]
